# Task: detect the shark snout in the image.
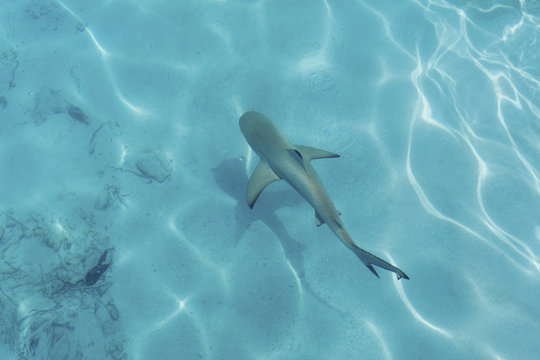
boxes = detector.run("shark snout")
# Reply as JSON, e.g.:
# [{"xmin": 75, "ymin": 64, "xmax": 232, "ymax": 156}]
[
  {"xmin": 239, "ymin": 111, "xmax": 270, "ymax": 142},
  {"xmin": 239, "ymin": 111, "xmax": 263, "ymax": 133}
]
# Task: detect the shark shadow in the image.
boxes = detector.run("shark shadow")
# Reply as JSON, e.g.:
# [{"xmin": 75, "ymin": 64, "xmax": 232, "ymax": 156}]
[{"xmin": 213, "ymin": 157, "xmax": 344, "ymax": 312}]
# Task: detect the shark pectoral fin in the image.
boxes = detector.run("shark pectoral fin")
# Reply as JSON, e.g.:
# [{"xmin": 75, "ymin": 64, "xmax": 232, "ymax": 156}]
[
  {"xmin": 315, "ymin": 211, "xmax": 325, "ymax": 227},
  {"xmin": 246, "ymin": 161, "xmax": 280, "ymax": 209},
  {"xmin": 296, "ymin": 145, "xmax": 340, "ymax": 161},
  {"xmin": 350, "ymin": 244, "xmax": 409, "ymax": 280}
]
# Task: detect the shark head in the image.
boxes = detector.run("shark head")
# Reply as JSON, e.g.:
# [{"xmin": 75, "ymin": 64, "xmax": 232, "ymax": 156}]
[
  {"xmin": 239, "ymin": 111, "xmax": 272, "ymax": 143},
  {"xmin": 239, "ymin": 111, "xmax": 288, "ymax": 157}
]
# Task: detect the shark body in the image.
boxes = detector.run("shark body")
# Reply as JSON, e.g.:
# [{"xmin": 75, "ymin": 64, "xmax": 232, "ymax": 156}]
[{"xmin": 239, "ymin": 111, "xmax": 409, "ymax": 280}]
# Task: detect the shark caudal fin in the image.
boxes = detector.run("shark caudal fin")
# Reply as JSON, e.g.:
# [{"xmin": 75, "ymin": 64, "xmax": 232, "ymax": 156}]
[{"xmin": 350, "ymin": 244, "xmax": 409, "ymax": 280}]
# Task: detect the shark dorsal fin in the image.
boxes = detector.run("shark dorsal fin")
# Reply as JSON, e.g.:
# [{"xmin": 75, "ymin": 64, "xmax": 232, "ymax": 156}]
[
  {"xmin": 286, "ymin": 149, "xmax": 306, "ymax": 170},
  {"xmin": 296, "ymin": 145, "xmax": 340, "ymax": 161},
  {"xmin": 246, "ymin": 161, "xmax": 280, "ymax": 208}
]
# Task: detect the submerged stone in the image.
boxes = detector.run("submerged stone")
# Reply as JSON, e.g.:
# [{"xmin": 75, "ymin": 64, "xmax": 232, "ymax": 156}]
[
  {"xmin": 66, "ymin": 104, "xmax": 89, "ymax": 124},
  {"xmin": 134, "ymin": 148, "xmax": 173, "ymax": 183}
]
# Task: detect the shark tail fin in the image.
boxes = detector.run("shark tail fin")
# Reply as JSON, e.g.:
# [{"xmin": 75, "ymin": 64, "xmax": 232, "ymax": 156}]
[{"xmin": 350, "ymin": 244, "xmax": 409, "ymax": 280}]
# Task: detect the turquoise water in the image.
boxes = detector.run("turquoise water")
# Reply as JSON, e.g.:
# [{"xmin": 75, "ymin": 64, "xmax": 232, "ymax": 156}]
[{"xmin": 1, "ymin": 0, "xmax": 539, "ymax": 359}]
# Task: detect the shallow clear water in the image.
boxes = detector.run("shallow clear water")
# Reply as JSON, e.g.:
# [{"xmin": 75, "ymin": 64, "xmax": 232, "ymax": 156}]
[{"xmin": 0, "ymin": 0, "xmax": 539, "ymax": 359}]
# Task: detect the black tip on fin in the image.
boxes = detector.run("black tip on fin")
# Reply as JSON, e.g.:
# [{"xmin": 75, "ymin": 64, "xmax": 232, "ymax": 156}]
[
  {"xmin": 367, "ymin": 264, "xmax": 380, "ymax": 279},
  {"xmin": 398, "ymin": 272, "xmax": 410, "ymax": 280}
]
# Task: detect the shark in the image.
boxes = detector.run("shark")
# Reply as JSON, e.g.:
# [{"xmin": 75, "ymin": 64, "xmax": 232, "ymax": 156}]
[{"xmin": 239, "ymin": 111, "xmax": 409, "ymax": 280}]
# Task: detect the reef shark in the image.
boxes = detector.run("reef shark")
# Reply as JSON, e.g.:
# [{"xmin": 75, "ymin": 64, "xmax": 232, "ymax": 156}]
[{"xmin": 239, "ymin": 111, "xmax": 409, "ymax": 280}]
